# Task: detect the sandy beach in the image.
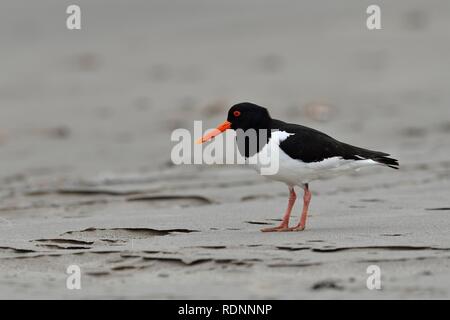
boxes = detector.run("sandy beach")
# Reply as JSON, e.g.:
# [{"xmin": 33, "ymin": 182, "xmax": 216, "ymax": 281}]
[{"xmin": 1, "ymin": 0, "xmax": 449, "ymax": 299}]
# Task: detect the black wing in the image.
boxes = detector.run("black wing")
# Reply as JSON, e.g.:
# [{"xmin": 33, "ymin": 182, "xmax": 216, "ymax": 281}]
[{"xmin": 271, "ymin": 119, "xmax": 399, "ymax": 169}]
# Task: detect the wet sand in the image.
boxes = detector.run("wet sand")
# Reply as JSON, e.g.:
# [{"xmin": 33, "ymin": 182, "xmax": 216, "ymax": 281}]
[{"xmin": 0, "ymin": 0, "xmax": 449, "ymax": 299}]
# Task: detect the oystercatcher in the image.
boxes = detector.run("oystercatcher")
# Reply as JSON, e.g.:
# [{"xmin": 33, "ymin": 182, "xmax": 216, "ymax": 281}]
[{"xmin": 197, "ymin": 102, "xmax": 399, "ymax": 232}]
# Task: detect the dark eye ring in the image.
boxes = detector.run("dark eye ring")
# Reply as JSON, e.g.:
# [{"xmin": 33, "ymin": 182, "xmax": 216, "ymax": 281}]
[{"xmin": 233, "ymin": 111, "xmax": 241, "ymax": 117}]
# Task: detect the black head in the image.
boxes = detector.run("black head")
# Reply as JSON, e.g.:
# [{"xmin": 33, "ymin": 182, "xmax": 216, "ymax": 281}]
[
  {"xmin": 197, "ymin": 102, "xmax": 272, "ymax": 144},
  {"xmin": 227, "ymin": 102, "xmax": 272, "ymax": 131}
]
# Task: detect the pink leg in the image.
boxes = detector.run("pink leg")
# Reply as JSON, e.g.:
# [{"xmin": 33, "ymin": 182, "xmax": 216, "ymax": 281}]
[
  {"xmin": 261, "ymin": 187, "xmax": 296, "ymax": 232},
  {"xmin": 287, "ymin": 184, "xmax": 311, "ymax": 231}
]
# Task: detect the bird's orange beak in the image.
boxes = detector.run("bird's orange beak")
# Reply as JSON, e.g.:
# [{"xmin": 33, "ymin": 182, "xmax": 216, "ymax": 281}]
[{"xmin": 196, "ymin": 120, "xmax": 231, "ymax": 144}]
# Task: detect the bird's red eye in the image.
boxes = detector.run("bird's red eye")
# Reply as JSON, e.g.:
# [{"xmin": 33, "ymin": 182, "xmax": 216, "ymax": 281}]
[{"xmin": 233, "ymin": 111, "xmax": 241, "ymax": 117}]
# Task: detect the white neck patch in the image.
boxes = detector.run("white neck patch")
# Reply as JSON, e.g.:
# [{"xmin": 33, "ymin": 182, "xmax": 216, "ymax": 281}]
[{"xmin": 271, "ymin": 130, "xmax": 294, "ymax": 145}]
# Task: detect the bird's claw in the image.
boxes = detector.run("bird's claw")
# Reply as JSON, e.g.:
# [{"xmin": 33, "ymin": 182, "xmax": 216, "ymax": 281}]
[
  {"xmin": 287, "ymin": 225, "xmax": 305, "ymax": 232},
  {"xmin": 260, "ymin": 225, "xmax": 305, "ymax": 232},
  {"xmin": 260, "ymin": 225, "xmax": 288, "ymax": 232}
]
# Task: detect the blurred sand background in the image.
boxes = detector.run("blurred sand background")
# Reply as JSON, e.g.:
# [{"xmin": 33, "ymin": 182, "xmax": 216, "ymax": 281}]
[{"xmin": 0, "ymin": 0, "xmax": 449, "ymax": 299}]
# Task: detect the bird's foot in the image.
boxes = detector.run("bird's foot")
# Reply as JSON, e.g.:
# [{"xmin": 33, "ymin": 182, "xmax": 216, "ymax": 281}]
[
  {"xmin": 260, "ymin": 224, "xmax": 289, "ymax": 232},
  {"xmin": 286, "ymin": 224, "xmax": 305, "ymax": 232}
]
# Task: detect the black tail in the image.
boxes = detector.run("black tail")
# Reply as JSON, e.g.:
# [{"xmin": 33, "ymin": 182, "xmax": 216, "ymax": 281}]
[
  {"xmin": 372, "ymin": 155, "xmax": 399, "ymax": 169},
  {"xmin": 344, "ymin": 144, "xmax": 399, "ymax": 170}
]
